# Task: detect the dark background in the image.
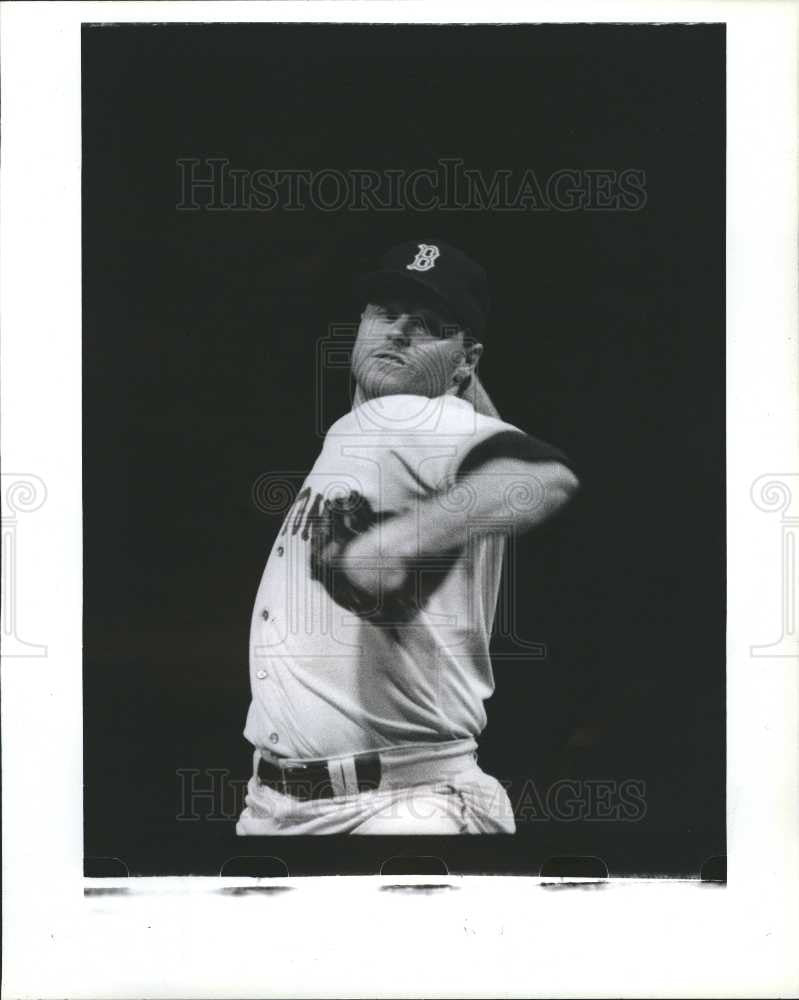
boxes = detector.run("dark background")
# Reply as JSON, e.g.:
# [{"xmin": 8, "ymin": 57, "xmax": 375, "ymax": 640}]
[{"xmin": 83, "ymin": 23, "xmax": 725, "ymax": 877}]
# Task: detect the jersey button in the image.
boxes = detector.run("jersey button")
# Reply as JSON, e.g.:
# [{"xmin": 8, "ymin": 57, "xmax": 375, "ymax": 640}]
[
  {"xmin": 256, "ymin": 669, "xmax": 267, "ymax": 680},
  {"xmin": 277, "ymin": 546, "xmax": 285, "ymax": 557},
  {"xmin": 269, "ymin": 732, "xmax": 279, "ymax": 744},
  {"xmin": 261, "ymin": 608, "xmax": 270, "ymax": 621}
]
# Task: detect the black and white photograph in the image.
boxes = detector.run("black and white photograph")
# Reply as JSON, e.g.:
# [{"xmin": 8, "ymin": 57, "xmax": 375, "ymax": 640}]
[
  {"xmin": 82, "ymin": 20, "xmax": 724, "ymax": 873},
  {"xmin": 3, "ymin": 3, "xmax": 798, "ymax": 998}
]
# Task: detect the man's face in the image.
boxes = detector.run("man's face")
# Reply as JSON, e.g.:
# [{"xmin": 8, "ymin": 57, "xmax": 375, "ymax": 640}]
[{"xmin": 351, "ymin": 295, "xmax": 482, "ymax": 401}]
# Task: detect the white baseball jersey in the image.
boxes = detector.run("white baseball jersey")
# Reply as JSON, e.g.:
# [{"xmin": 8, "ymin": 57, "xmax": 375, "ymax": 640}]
[{"xmin": 243, "ymin": 392, "xmax": 568, "ymax": 759}]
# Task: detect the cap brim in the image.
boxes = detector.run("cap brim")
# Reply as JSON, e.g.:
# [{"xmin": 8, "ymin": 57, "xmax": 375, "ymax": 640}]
[{"xmin": 354, "ymin": 269, "xmax": 463, "ymax": 326}]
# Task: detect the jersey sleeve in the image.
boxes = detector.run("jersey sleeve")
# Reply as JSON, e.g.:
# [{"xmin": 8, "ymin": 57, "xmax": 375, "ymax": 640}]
[
  {"xmin": 454, "ymin": 428, "xmax": 574, "ymax": 480},
  {"xmin": 402, "ymin": 396, "xmax": 576, "ymax": 494}
]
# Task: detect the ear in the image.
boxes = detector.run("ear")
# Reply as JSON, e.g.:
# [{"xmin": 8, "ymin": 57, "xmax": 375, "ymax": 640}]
[
  {"xmin": 453, "ymin": 341, "xmax": 483, "ymax": 384},
  {"xmin": 466, "ymin": 341, "xmax": 484, "ymax": 370}
]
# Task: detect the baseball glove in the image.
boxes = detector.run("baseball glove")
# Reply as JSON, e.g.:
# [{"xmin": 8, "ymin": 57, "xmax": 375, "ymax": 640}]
[{"xmin": 309, "ymin": 490, "xmax": 411, "ymax": 621}]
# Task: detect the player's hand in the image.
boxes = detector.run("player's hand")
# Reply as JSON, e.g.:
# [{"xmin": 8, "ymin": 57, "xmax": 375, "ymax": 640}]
[{"xmin": 308, "ymin": 490, "xmax": 417, "ymax": 620}]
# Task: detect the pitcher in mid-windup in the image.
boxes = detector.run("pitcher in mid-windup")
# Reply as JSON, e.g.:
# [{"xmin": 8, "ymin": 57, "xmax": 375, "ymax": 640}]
[{"xmin": 237, "ymin": 240, "xmax": 579, "ymax": 835}]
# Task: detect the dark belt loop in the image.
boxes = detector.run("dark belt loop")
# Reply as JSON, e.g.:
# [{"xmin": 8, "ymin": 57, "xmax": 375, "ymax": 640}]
[{"xmin": 356, "ymin": 752, "xmax": 382, "ymax": 793}]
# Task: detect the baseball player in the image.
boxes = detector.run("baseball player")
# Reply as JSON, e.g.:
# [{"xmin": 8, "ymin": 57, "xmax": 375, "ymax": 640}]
[{"xmin": 236, "ymin": 240, "xmax": 579, "ymax": 835}]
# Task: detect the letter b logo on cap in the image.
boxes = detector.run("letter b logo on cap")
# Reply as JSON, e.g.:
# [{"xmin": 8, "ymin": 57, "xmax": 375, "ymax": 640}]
[{"xmin": 406, "ymin": 243, "xmax": 440, "ymax": 272}]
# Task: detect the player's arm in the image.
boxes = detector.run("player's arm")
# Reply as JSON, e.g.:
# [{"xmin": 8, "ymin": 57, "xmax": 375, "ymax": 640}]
[
  {"xmin": 342, "ymin": 455, "xmax": 579, "ymax": 594},
  {"xmin": 394, "ymin": 455, "xmax": 576, "ymax": 554}
]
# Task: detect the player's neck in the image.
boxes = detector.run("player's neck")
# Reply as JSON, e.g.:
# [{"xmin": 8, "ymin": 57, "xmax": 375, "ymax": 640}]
[{"xmin": 351, "ymin": 383, "xmax": 461, "ymax": 410}]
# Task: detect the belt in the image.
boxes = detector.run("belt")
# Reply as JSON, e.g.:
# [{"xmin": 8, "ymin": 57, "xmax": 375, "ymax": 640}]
[{"xmin": 257, "ymin": 751, "xmax": 382, "ymax": 801}]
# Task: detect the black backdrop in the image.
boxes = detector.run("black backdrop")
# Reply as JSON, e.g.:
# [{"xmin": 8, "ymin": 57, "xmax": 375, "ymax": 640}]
[{"xmin": 83, "ymin": 23, "xmax": 725, "ymax": 876}]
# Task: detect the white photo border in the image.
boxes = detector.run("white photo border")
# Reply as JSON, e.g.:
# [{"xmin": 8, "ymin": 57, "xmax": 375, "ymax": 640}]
[{"xmin": 2, "ymin": 1, "xmax": 797, "ymax": 997}]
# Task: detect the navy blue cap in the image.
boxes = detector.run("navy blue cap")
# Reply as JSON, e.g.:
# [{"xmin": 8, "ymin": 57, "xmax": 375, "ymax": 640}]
[{"xmin": 355, "ymin": 240, "xmax": 489, "ymax": 338}]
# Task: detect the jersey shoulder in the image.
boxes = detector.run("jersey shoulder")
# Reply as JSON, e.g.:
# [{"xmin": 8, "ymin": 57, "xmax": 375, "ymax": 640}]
[{"xmin": 345, "ymin": 393, "xmax": 516, "ymax": 436}]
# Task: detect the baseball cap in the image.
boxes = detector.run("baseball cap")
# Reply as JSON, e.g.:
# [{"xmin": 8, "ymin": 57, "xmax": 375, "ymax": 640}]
[{"xmin": 355, "ymin": 239, "xmax": 489, "ymax": 338}]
